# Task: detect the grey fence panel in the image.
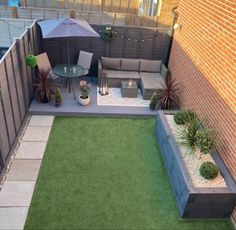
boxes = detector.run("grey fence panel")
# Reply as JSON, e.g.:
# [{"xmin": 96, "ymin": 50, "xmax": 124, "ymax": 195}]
[
  {"xmin": 0, "ymin": 21, "xmax": 40, "ymax": 178},
  {"xmin": 42, "ymin": 25, "xmax": 171, "ymax": 76},
  {"xmin": 123, "ymin": 28, "xmax": 141, "ymax": 58},
  {"xmin": 138, "ymin": 28, "xmax": 157, "ymax": 59},
  {"xmin": 109, "ymin": 27, "xmax": 126, "ymax": 58},
  {"xmin": 0, "ymin": 63, "xmax": 11, "ymax": 161},
  {"xmin": 11, "ymin": 46, "xmax": 26, "ymax": 120},
  {"xmin": 1, "ymin": 56, "xmax": 16, "ymax": 147},
  {"xmin": 5, "ymin": 52, "xmax": 21, "ymax": 132},
  {"xmin": 18, "ymin": 38, "xmax": 30, "ymax": 106}
]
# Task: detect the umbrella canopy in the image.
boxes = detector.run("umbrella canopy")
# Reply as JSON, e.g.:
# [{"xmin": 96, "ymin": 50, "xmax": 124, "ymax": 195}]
[{"xmin": 38, "ymin": 18, "xmax": 100, "ymax": 38}]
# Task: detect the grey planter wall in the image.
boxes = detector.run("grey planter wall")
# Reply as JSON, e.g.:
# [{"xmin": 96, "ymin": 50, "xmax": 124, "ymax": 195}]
[{"xmin": 155, "ymin": 110, "xmax": 236, "ymax": 218}]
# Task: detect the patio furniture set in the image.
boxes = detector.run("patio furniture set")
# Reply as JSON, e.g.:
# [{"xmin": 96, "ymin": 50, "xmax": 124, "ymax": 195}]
[{"xmin": 98, "ymin": 57, "xmax": 168, "ymax": 100}]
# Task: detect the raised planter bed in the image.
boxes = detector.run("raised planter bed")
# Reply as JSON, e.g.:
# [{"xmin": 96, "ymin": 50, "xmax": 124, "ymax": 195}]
[{"xmin": 155, "ymin": 110, "xmax": 236, "ymax": 218}]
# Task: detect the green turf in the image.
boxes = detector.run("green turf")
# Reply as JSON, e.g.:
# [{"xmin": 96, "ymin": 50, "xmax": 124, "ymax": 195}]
[{"xmin": 25, "ymin": 117, "xmax": 233, "ymax": 230}]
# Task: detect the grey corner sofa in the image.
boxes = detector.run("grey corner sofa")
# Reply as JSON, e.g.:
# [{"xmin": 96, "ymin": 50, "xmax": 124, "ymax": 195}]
[{"xmin": 98, "ymin": 57, "xmax": 168, "ymax": 99}]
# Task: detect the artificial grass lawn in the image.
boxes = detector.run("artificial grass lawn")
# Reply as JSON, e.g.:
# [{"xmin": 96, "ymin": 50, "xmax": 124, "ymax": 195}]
[{"xmin": 25, "ymin": 117, "xmax": 233, "ymax": 230}]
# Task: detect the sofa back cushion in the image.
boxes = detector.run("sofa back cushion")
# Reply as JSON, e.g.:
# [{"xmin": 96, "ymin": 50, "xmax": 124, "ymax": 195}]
[
  {"xmin": 140, "ymin": 59, "xmax": 162, "ymax": 72},
  {"xmin": 101, "ymin": 57, "xmax": 121, "ymax": 70},
  {"xmin": 121, "ymin": 58, "xmax": 140, "ymax": 71}
]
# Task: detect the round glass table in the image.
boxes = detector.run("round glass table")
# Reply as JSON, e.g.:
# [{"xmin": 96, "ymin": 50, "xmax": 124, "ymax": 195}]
[{"xmin": 53, "ymin": 64, "xmax": 88, "ymax": 99}]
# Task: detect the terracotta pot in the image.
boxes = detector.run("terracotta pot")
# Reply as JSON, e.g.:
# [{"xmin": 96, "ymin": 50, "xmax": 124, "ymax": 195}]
[{"xmin": 78, "ymin": 96, "xmax": 90, "ymax": 106}]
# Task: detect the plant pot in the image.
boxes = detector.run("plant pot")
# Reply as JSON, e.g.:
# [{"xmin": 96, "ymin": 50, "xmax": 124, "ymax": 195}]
[
  {"xmin": 155, "ymin": 110, "xmax": 236, "ymax": 218},
  {"xmin": 55, "ymin": 101, "xmax": 62, "ymax": 107},
  {"xmin": 78, "ymin": 96, "xmax": 90, "ymax": 106}
]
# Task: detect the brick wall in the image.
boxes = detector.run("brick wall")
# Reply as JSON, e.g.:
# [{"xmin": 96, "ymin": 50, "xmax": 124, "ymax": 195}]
[{"xmin": 168, "ymin": 0, "xmax": 236, "ymax": 223}]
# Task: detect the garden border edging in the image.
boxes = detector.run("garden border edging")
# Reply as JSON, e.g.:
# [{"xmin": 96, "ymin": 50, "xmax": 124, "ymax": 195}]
[{"xmin": 155, "ymin": 110, "xmax": 236, "ymax": 218}]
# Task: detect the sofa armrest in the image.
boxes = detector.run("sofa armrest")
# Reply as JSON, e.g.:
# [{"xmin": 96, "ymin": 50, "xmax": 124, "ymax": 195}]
[
  {"xmin": 161, "ymin": 63, "xmax": 168, "ymax": 79},
  {"xmin": 98, "ymin": 59, "xmax": 102, "ymax": 86}
]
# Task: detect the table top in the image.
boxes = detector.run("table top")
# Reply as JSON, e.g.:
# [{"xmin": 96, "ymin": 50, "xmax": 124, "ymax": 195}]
[
  {"xmin": 121, "ymin": 80, "xmax": 138, "ymax": 89},
  {"xmin": 53, "ymin": 64, "xmax": 88, "ymax": 78}
]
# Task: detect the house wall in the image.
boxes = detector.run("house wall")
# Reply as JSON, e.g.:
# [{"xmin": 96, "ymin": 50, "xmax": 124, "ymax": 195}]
[{"xmin": 168, "ymin": 0, "xmax": 236, "ymax": 223}]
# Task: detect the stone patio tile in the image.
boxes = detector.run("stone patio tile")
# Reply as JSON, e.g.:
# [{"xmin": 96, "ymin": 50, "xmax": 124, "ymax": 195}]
[
  {"xmin": 15, "ymin": 141, "xmax": 47, "ymax": 159},
  {"xmin": 28, "ymin": 115, "xmax": 54, "ymax": 127},
  {"xmin": 0, "ymin": 207, "xmax": 28, "ymax": 230},
  {"xmin": 6, "ymin": 160, "xmax": 42, "ymax": 181},
  {"xmin": 22, "ymin": 126, "xmax": 51, "ymax": 142},
  {"xmin": 0, "ymin": 181, "xmax": 35, "ymax": 207}
]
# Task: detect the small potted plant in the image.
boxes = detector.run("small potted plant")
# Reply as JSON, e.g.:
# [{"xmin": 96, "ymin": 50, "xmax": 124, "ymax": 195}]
[
  {"xmin": 149, "ymin": 92, "xmax": 158, "ymax": 111},
  {"xmin": 78, "ymin": 80, "xmax": 90, "ymax": 106},
  {"xmin": 55, "ymin": 88, "xmax": 62, "ymax": 107}
]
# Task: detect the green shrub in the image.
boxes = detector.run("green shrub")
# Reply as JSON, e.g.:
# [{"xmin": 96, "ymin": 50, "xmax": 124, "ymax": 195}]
[
  {"xmin": 200, "ymin": 161, "xmax": 218, "ymax": 180},
  {"xmin": 196, "ymin": 129, "xmax": 215, "ymax": 154},
  {"xmin": 174, "ymin": 110, "xmax": 197, "ymax": 125},
  {"xmin": 55, "ymin": 88, "xmax": 62, "ymax": 107},
  {"xmin": 149, "ymin": 93, "xmax": 158, "ymax": 111},
  {"xmin": 176, "ymin": 116, "xmax": 201, "ymax": 153},
  {"xmin": 26, "ymin": 55, "xmax": 37, "ymax": 68}
]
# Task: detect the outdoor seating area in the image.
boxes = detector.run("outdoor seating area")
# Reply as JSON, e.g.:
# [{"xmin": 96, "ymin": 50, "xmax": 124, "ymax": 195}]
[{"xmin": 0, "ymin": 0, "xmax": 236, "ymax": 229}]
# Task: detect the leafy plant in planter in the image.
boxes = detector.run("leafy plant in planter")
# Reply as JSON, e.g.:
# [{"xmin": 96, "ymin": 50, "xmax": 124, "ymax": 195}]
[
  {"xmin": 176, "ymin": 112, "xmax": 216, "ymax": 155},
  {"xmin": 200, "ymin": 161, "xmax": 218, "ymax": 179},
  {"xmin": 26, "ymin": 55, "xmax": 37, "ymax": 68},
  {"xmin": 196, "ymin": 129, "xmax": 215, "ymax": 154},
  {"xmin": 176, "ymin": 115, "xmax": 201, "ymax": 153},
  {"xmin": 55, "ymin": 88, "xmax": 62, "ymax": 107},
  {"xmin": 156, "ymin": 71, "xmax": 180, "ymax": 110},
  {"xmin": 149, "ymin": 92, "xmax": 158, "ymax": 111},
  {"xmin": 174, "ymin": 110, "xmax": 198, "ymax": 125},
  {"xmin": 34, "ymin": 69, "xmax": 55, "ymax": 103}
]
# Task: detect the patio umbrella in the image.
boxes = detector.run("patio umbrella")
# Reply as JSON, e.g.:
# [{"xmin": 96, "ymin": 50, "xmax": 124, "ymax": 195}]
[{"xmin": 37, "ymin": 18, "xmax": 100, "ymax": 66}]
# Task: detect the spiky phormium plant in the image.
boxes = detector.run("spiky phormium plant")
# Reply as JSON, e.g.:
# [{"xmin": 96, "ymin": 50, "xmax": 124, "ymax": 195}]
[{"xmin": 156, "ymin": 71, "xmax": 180, "ymax": 110}]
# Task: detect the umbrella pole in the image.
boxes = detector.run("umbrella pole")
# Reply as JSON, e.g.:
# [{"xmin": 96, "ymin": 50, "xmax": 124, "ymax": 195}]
[{"xmin": 67, "ymin": 39, "xmax": 70, "ymax": 68}]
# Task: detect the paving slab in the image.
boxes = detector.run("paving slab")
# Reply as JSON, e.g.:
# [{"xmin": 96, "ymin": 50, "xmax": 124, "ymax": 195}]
[
  {"xmin": 15, "ymin": 141, "xmax": 47, "ymax": 159},
  {"xmin": 0, "ymin": 207, "xmax": 28, "ymax": 230},
  {"xmin": 6, "ymin": 160, "xmax": 42, "ymax": 181},
  {"xmin": 22, "ymin": 126, "xmax": 51, "ymax": 142},
  {"xmin": 28, "ymin": 115, "xmax": 54, "ymax": 127},
  {"xmin": 0, "ymin": 181, "xmax": 35, "ymax": 207}
]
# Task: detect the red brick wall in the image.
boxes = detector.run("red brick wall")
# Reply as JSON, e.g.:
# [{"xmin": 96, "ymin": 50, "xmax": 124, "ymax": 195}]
[{"xmin": 168, "ymin": 0, "xmax": 236, "ymax": 223}]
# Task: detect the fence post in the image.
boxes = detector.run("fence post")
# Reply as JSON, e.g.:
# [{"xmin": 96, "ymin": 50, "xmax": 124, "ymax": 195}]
[
  {"xmin": 11, "ymin": 6, "xmax": 19, "ymax": 18},
  {"xmin": 20, "ymin": 0, "xmax": 27, "ymax": 7},
  {"xmin": 60, "ymin": 0, "xmax": 65, "ymax": 9},
  {"xmin": 70, "ymin": 9, "xmax": 76, "ymax": 19}
]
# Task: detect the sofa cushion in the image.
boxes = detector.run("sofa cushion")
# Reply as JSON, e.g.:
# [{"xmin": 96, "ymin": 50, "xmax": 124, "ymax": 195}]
[
  {"xmin": 140, "ymin": 72, "xmax": 165, "ymax": 89},
  {"xmin": 140, "ymin": 59, "xmax": 162, "ymax": 73},
  {"xmin": 121, "ymin": 58, "xmax": 140, "ymax": 71},
  {"xmin": 103, "ymin": 70, "xmax": 140, "ymax": 79},
  {"xmin": 101, "ymin": 57, "xmax": 121, "ymax": 70}
]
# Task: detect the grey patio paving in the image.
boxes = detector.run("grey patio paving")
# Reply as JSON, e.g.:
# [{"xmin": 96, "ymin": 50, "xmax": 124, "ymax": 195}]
[
  {"xmin": 28, "ymin": 115, "xmax": 54, "ymax": 127},
  {"xmin": 29, "ymin": 83, "xmax": 156, "ymax": 117},
  {"xmin": 22, "ymin": 126, "xmax": 51, "ymax": 142},
  {"xmin": 0, "ymin": 181, "xmax": 35, "ymax": 207},
  {"xmin": 0, "ymin": 207, "xmax": 29, "ymax": 230},
  {"xmin": 15, "ymin": 142, "xmax": 47, "ymax": 160},
  {"xmin": 6, "ymin": 160, "xmax": 41, "ymax": 181},
  {"xmin": 0, "ymin": 115, "xmax": 54, "ymax": 230}
]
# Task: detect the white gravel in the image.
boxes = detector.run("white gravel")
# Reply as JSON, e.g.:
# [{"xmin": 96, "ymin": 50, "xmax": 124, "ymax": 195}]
[{"xmin": 165, "ymin": 114, "xmax": 227, "ymax": 188}]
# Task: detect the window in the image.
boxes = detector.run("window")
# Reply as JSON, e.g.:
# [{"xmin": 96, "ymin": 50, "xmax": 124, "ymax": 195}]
[{"xmin": 138, "ymin": 0, "xmax": 162, "ymax": 16}]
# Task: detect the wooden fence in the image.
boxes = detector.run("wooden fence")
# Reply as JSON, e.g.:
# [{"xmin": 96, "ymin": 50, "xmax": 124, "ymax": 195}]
[
  {"xmin": 20, "ymin": 0, "xmax": 140, "ymax": 14},
  {"xmin": 0, "ymin": 20, "xmax": 41, "ymax": 178},
  {"xmin": 0, "ymin": 6, "xmax": 159, "ymax": 27},
  {"xmin": 43, "ymin": 25, "xmax": 172, "ymax": 76}
]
